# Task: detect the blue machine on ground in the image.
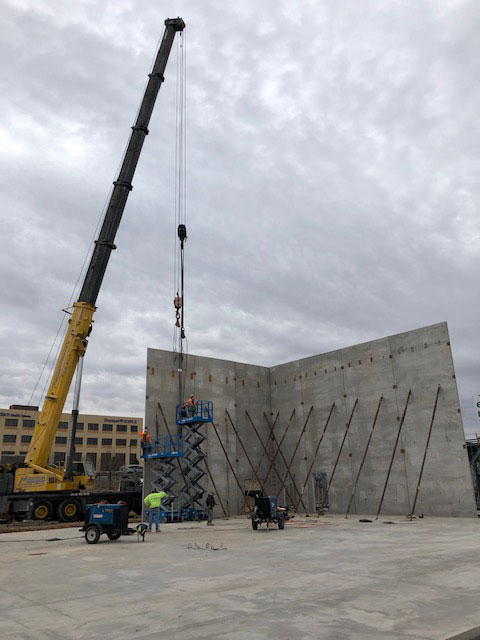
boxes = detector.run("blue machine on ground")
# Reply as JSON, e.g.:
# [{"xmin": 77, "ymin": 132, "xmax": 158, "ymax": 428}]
[
  {"xmin": 81, "ymin": 503, "xmax": 146, "ymax": 544},
  {"xmin": 251, "ymin": 495, "xmax": 288, "ymax": 531},
  {"xmin": 145, "ymin": 506, "xmax": 206, "ymax": 523}
]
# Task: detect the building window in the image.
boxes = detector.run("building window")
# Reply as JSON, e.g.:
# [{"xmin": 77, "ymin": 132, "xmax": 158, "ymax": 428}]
[
  {"xmin": 100, "ymin": 452, "xmax": 112, "ymax": 470},
  {"xmin": 73, "ymin": 452, "xmax": 82, "ymax": 461},
  {"xmin": 2, "ymin": 451, "xmax": 15, "ymax": 456},
  {"xmin": 88, "ymin": 423, "xmax": 99, "ymax": 431},
  {"xmin": 116, "ymin": 439, "xmax": 127, "ymax": 447},
  {"xmin": 75, "ymin": 437, "xmax": 83, "ymax": 445},
  {"xmin": 55, "ymin": 436, "xmax": 67, "ymax": 445},
  {"xmin": 129, "ymin": 439, "xmax": 138, "ymax": 447},
  {"xmin": 20, "ymin": 451, "xmax": 28, "ymax": 456},
  {"xmin": 76, "ymin": 422, "xmax": 84, "ymax": 431},
  {"xmin": 5, "ymin": 419, "xmax": 18, "ymax": 427},
  {"xmin": 130, "ymin": 425, "xmax": 138, "ymax": 433},
  {"xmin": 116, "ymin": 424, "xmax": 127, "ymax": 432},
  {"xmin": 129, "ymin": 454, "xmax": 139, "ymax": 464},
  {"xmin": 87, "ymin": 438, "xmax": 98, "ymax": 446},
  {"xmin": 103, "ymin": 423, "xmax": 113, "ymax": 431},
  {"xmin": 114, "ymin": 453, "xmax": 125, "ymax": 468},
  {"xmin": 58, "ymin": 421, "xmax": 68, "ymax": 430},
  {"xmin": 102, "ymin": 438, "xmax": 112, "ymax": 446},
  {"xmin": 22, "ymin": 419, "xmax": 35, "ymax": 428},
  {"xmin": 54, "ymin": 452, "xmax": 65, "ymax": 464},
  {"xmin": 21, "ymin": 435, "xmax": 32, "ymax": 443},
  {"xmin": 86, "ymin": 452, "xmax": 97, "ymax": 468},
  {"xmin": 3, "ymin": 434, "xmax": 16, "ymax": 443}
]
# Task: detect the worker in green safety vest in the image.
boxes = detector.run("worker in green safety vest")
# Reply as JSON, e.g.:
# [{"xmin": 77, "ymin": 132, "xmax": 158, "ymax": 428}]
[{"xmin": 144, "ymin": 488, "xmax": 167, "ymax": 532}]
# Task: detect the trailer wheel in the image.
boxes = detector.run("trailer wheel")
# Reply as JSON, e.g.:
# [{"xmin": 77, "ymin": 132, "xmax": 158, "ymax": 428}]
[
  {"xmin": 33, "ymin": 501, "xmax": 53, "ymax": 521},
  {"xmin": 58, "ymin": 499, "xmax": 81, "ymax": 522},
  {"xmin": 278, "ymin": 517, "xmax": 285, "ymax": 530},
  {"xmin": 85, "ymin": 525, "xmax": 100, "ymax": 544},
  {"xmin": 106, "ymin": 530, "xmax": 121, "ymax": 541},
  {"xmin": 252, "ymin": 518, "xmax": 258, "ymax": 530}
]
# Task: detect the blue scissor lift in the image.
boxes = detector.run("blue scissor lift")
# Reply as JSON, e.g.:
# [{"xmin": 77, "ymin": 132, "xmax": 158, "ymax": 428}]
[{"xmin": 142, "ymin": 401, "xmax": 213, "ymax": 522}]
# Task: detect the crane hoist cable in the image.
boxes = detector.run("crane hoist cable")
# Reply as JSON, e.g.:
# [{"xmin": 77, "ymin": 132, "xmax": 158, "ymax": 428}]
[{"xmin": 172, "ymin": 28, "xmax": 188, "ymax": 409}]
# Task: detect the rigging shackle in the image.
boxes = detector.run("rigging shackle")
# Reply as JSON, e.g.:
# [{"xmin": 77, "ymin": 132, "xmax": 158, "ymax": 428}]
[{"xmin": 174, "ymin": 294, "xmax": 182, "ymax": 328}]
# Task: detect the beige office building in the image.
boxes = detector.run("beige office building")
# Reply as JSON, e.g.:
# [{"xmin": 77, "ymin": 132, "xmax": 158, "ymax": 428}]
[{"xmin": 0, "ymin": 405, "xmax": 143, "ymax": 471}]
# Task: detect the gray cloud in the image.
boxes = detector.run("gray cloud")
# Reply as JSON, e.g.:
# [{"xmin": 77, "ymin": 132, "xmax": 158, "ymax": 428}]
[{"xmin": 2, "ymin": 0, "xmax": 480, "ymax": 436}]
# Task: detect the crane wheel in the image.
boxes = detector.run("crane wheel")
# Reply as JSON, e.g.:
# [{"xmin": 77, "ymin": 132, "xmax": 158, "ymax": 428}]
[
  {"xmin": 58, "ymin": 499, "xmax": 81, "ymax": 522},
  {"xmin": 33, "ymin": 501, "xmax": 53, "ymax": 521}
]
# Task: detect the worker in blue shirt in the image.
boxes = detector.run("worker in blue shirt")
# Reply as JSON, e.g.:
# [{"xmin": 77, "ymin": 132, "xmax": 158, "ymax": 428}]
[{"xmin": 144, "ymin": 488, "xmax": 167, "ymax": 532}]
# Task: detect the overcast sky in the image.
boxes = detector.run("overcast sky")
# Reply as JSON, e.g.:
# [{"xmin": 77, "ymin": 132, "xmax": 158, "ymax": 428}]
[{"xmin": 1, "ymin": 0, "xmax": 480, "ymax": 436}]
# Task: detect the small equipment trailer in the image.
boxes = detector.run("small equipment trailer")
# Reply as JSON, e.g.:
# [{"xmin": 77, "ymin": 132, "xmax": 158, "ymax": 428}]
[
  {"xmin": 251, "ymin": 496, "xmax": 288, "ymax": 530},
  {"xmin": 81, "ymin": 503, "xmax": 146, "ymax": 544}
]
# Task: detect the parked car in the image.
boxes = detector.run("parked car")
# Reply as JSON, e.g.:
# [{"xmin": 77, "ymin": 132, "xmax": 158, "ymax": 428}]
[{"xmin": 119, "ymin": 464, "xmax": 143, "ymax": 475}]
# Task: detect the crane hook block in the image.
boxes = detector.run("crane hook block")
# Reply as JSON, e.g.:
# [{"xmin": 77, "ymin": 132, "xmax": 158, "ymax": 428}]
[
  {"xmin": 178, "ymin": 224, "xmax": 187, "ymax": 242},
  {"xmin": 174, "ymin": 295, "xmax": 183, "ymax": 310}
]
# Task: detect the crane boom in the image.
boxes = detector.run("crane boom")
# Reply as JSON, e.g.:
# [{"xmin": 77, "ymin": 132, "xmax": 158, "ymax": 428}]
[{"xmin": 18, "ymin": 18, "xmax": 185, "ymax": 487}]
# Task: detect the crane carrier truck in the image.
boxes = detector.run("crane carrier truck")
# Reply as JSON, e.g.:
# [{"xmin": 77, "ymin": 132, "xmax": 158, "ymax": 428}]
[{"xmin": 0, "ymin": 17, "xmax": 185, "ymax": 523}]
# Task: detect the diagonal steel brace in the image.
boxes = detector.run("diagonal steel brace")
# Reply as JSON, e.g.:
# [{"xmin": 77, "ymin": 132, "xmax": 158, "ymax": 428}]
[
  {"xmin": 246, "ymin": 410, "xmax": 305, "ymax": 511},
  {"xmin": 294, "ymin": 402, "xmax": 335, "ymax": 514},
  {"xmin": 275, "ymin": 406, "xmax": 314, "ymax": 506}
]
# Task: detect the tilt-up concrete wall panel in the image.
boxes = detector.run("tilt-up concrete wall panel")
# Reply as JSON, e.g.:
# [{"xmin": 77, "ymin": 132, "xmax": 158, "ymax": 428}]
[
  {"xmin": 145, "ymin": 348, "xmax": 270, "ymax": 516},
  {"xmin": 270, "ymin": 339, "xmax": 400, "ymax": 516},
  {"xmin": 231, "ymin": 361, "xmax": 272, "ymax": 502},
  {"xmin": 387, "ymin": 325, "xmax": 472, "ymax": 517},
  {"xmin": 340, "ymin": 338, "xmax": 398, "ymax": 517},
  {"xmin": 270, "ymin": 351, "xmax": 346, "ymax": 512},
  {"xmin": 144, "ymin": 322, "xmax": 476, "ymax": 518},
  {"xmin": 268, "ymin": 322, "xmax": 475, "ymax": 517}
]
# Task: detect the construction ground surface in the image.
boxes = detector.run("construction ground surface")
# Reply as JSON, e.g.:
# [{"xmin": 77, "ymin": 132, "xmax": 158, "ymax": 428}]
[{"xmin": 1, "ymin": 515, "xmax": 480, "ymax": 640}]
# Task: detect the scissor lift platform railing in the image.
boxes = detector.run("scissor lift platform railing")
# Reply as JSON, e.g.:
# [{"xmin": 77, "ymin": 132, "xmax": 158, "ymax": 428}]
[
  {"xmin": 141, "ymin": 434, "xmax": 184, "ymax": 460},
  {"xmin": 176, "ymin": 400, "xmax": 213, "ymax": 425}
]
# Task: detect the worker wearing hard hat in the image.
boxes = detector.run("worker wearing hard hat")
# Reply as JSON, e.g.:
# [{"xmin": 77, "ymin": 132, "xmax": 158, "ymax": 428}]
[
  {"xmin": 184, "ymin": 395, "xmax": 197, "ymax": 417},
  {"xmin": 140, "ymin": 427, "xmax": 151, "ymax": 453},
  {"xmin": 144, "ymin": 488, "xmax": 167, "ymax": 532},
  {"xmin": 205, "ymin": 491, "xmax": 216, "ymax": 526}
]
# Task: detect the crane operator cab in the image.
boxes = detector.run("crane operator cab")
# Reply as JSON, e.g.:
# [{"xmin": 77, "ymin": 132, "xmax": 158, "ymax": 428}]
[{"xmin": 72, "ymin": 460, "xmax": 96, "ymax": 487}]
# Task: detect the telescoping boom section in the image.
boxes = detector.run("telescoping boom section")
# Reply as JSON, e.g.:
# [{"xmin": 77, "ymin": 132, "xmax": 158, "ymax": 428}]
[{"xmin": 14, "ymin": 17, "xmax": 185, "ymax": 493}]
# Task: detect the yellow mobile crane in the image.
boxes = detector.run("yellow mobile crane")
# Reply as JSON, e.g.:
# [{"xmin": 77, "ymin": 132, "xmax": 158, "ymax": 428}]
[{"xmin": 1, "ymin": 18, "xmax": 185, "ymax": 522}]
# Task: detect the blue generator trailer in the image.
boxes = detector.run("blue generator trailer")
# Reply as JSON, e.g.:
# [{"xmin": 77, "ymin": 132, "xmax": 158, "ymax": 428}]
[{"xmin": 81, "ymin": 503, "xmax": 146, "ymax": 544}]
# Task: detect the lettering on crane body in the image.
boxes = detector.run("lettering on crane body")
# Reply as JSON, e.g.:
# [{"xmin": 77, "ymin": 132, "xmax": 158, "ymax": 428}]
[{"xmin": 18, "ymin": 476, "xmax": 45, "ymax": 488}]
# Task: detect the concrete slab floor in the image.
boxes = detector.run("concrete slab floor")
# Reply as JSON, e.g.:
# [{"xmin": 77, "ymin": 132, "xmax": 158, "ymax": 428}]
[{"xmin": 1, "ymin": 515, "xmax": 480, "ymax": 640}]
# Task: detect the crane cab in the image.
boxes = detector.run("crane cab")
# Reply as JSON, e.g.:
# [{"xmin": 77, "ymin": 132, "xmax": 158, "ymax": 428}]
[{"xmin": 72, "ymin": 460, "xmax": 96, "ymax": 486}]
